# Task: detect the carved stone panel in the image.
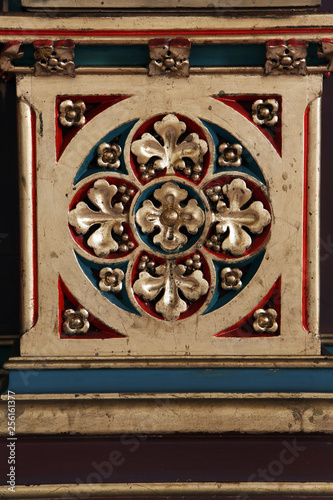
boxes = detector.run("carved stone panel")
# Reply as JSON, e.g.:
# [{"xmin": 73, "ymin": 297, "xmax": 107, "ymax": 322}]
[{"xmin": 17, "ymin": 72, "xmax": 321, "ymax": 359}]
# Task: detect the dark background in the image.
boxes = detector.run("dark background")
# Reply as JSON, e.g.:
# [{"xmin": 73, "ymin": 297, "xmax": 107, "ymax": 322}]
[{"xmin": 0, "ymin": 1, "xmax": 332, "ymax": 340}]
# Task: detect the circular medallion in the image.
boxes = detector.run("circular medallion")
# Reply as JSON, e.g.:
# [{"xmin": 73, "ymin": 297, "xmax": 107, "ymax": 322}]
[{"xmin": 67, "ymin": 113, "xmax": 272, "ymax": 321}]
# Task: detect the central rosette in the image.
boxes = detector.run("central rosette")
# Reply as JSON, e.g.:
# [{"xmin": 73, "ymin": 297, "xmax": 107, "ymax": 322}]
[{"xmin": 135, "ymin": 182, "xmax": 205, "ymax": 253}]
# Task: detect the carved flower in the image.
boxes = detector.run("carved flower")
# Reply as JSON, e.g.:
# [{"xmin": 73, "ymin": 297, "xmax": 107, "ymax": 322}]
[
  {"xmin": 253, "ymin": 308, "xmax": 278, "ymax": 333},
  {"xmin": 218, "ymin": 143, "xmax": 243, "ymax": 168},
  {"xmin": 133, "ymin": 260, "xmax": 209, "ymax": 321},
  {"xmin": 252, "ymin": 99, "xmax": 279, "ymax": 127},
  {"xmin": 34, "ymin": 39, "xmax": 75, "ymax": 77},
  {"xmin": 135, "ymin": 182, "xmax": 205, "ymax": 253},
  {"xmin": 59, "ymin": 99, "xmax": 86, "ymax": 128},
  {"xmin": 221, "ymin": 267, "xmax": 243, "ymax": 291},
  {"xmin": 63, "ymin": 308, "xmax": 89, "ymax": 335},
  {"xmin": 148, "ymin": 38, "xmax": 191, "ymax": 77},
  {"xmin": 97, "ymin": 143, "xmax": 122, "ymax": 169},
  {"xmin": 68, "ymin": 179, "xmax": 129, "ymax": 257},
  {"xmin": 131, "ymin": 114, "xmax": 208, "ymax": 180},
  {"xmin": 99, "ymin": 267, "xmax": 124, "ymax": 293},
  {"xmin": 207, "ymin": 178, "xmax": 271, "ymax": 256}
]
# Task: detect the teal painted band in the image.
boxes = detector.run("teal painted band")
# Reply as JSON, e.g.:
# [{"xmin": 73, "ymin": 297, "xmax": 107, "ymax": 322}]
[
  {"xmin": 15, "ymin": 43, "xmax": 323, "ymax": 68},
  {"xmin": 5, "ymin": 367, "xmax": 333, "ymax": 394},
  {"xmin": 0, "ymin": 346, "xmax": 12, "ymax": 368},
  {"xmin": 8, "ymin": 0, "xmax": 22, "ymax": 11}
]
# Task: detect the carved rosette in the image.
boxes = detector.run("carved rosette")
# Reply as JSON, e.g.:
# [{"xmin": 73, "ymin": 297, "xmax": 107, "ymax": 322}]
[
  {"xmin": 68, "ymin": 113, "xmax": 273, "ymax": 326},
  {"xmin": 265, "ymin": 39, "xmax": 308, "ymax": 76},
  {"xmin": 135, "ymin": 182, "xmax": 205, "ymax": 253}
]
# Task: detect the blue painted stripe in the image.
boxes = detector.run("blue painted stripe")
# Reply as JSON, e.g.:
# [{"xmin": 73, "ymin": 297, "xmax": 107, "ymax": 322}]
[
  {"xmin": 0, "ymin": 346, "xmax": 12, "ymax": 369},
  {"xmin": 8, "ymin": 0, "xmax": 22, "ymax": 11},
  {"xmin": 6, "ymin": 367, "xmax": 333, "ymax": 394},
  {"xmin": 15, "ymin": 43, "xmax": 323, "ymax": 68},
  {"xmin": 191, "ymin": 44, "xmax": 265, "ymax": 67}
]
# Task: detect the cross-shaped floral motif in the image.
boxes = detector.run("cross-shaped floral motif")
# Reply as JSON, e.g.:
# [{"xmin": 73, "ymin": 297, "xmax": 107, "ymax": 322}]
[
  {"xmin": 207, "ymin": 179, "xmax": 271, "ymax": 256},
  {"xmin": 135, "ymin": 182, "xmax": 205, "ymax": 253},
  {"xmin": 68, "ymin": 179, "xmax": 132, "ymax": 257},
  {"xmin": 133, "ymin": 259, "xmax": 209, "ymax": 321},
  {"xmin": 131, "ymin": 114, "xmax": 208, "ymax": 179}
]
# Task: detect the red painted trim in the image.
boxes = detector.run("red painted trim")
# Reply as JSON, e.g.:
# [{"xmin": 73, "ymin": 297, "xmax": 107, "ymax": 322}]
[
  {"xmin": 55, "ymin": 99, "xmax": 62, "ymax": 162},
  {"xmin": 33, "ymin": 39, "xmax": 53, "ymax": 48},
  {"xmin": 31, "ymin": 109, "xmax": 38, "ymax": 328},
  {"xmin": 302, "ymin": 106, "xmax": 310, "ymax": 332},
  {"xmin": 1, "ymin": 27, "xmax": 333, "ymax": 38}
]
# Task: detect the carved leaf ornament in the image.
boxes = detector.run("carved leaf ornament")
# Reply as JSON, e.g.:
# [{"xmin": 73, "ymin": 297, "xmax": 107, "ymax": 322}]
[
  {"xmin": 214, "ymin": 179, "xmax": 271, "ymax": 256},
  {"xmin": 68, "ymin": 113, "xmax": 272, "ymax": 324},
  {"xmin": 133, "ymin": 260, "xmax": 209, "ymax": 321},
  {"xmin": 131, "ymin": 114, "xmax": 208, "ymax": 176},
  {"xmin": 69, "ymin": 180, "xmax": 127, "ymax": 257}
]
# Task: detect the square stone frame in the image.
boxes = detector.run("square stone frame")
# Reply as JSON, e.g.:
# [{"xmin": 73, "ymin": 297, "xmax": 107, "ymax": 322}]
[{"xmin": 17, "ymin": 72, "xmax": 321, "ymax": 360}]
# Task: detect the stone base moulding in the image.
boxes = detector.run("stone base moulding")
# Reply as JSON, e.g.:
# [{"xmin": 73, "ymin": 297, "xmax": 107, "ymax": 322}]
[
  {"xmin": 2, "ymin": 393, "xmax": 333, "ymax": 435},
  {"xmin": 5, "ymin": 355, "xmax": 333, "ymax": 369},
  {"xmin": 1, "ymin": 482, "xmax": 333, "ymax": 499}
]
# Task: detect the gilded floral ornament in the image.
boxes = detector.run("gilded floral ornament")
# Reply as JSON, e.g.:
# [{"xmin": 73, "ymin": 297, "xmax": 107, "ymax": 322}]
[
  {"xmin": 68, "ymin": 179, "xmax": 128, "ymax": 257},
  {"xmin": 137, "ymin": 254, "xmax": 156, "ymax": 272},
  {"xmin": 148, "ymin": 38, "xmax": 191, "ymax": 77},
  {"xmin": 221, "ymin": 267, "xmax": 243, "ymax": 291},
  {"xmin": 67, "ymin": 114, "xmax": 273, "ymax": 326},
  {"xmin": 184, "ymin": 253, "xmax": 202, "ymax": 272},
  {"xmin": 59, "ymin": 99, "xmax": 86, "ymax": 128},
  {"xmin": 252, "ymin": 99, "xmax": 279, "ymax": 127},
  {"xmin": 253, "ymin": 308, "xmax": 278, "ymax": 333},
  {"xmin": 135, "ymin": 182, "xmax": 205, "ymax": 252},
  {"xmin": 34, "ymin": 39, "xmax": 75, "ymax": 77},
  {"xmin": 131, "ymin": 114, "xmax": 208, "ymax": 180},
  {"xmin": 133, "ymin": 259, "xmax": 209, "ymax": 321},
  {"xmin": 206, "ymin": 179, "xmax": 271, "ymax": 256},
  {"xmin": 63, "ymin": 308, "xmax": 89, "ymax": 335},
  {"xmin": 265, "ymin": 39, "xmax": 308, "ymax": 76},
  {"xmin": 97, "ymin": 142, "xmax": 122, "ymax": 169},
  {"xmin": 99, "ymin": 267, "xmax": 124, "ymax": 293},
  {"xmin": 218, "ymin": 143, "xmax": 243, "ymax": 168}
]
